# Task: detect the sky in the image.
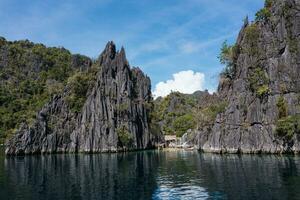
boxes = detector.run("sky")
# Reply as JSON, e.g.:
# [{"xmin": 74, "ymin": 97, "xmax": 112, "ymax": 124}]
[{"xmin": 0, "ymin": 0, "xmax": 264, "ymax": 97}]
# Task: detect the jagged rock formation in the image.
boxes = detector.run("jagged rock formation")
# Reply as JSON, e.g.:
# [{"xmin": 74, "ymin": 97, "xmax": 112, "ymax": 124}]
[
  {"xmin": 190, "ymin": 0, "xmax": 300, "ymax": 153},
  {"xmin": 4, "ymin": 0, "xmax": 300, "ymax": 155},
  {"xmin": 5, "ymin": 42, "xmax": 158, "ymax": 155}
]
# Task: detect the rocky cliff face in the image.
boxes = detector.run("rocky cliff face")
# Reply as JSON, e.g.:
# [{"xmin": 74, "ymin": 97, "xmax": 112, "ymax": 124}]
[
  {"xmin": 4, "ymin": 0, "xmax": 300, "ymax": 155},
  {"xmin": 5, "ymin": 42, "xmax": 157, "ymax": 155},
  {"xmin": 191, "ymin": 0, "xmax": 300, "ymax": 153}
]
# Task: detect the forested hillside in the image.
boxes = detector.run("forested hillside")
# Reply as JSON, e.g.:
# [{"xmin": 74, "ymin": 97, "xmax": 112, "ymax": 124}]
[
  {"xmin": 151, "ymin": 91, "xmax": 226, "ymax": 137},
  {"xmin": 0, "ymin": 37, "xmax": 92, "ymax": 143}
]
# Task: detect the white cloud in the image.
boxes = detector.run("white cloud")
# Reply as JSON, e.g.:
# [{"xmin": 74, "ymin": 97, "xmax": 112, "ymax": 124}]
[{"xmin": 153, "ymin": 70, "xmax": 205, "ymax": 98}]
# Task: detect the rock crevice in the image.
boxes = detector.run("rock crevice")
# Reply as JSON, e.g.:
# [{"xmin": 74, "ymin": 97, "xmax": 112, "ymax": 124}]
[
  {"xmin": 5, "ymin": 42, "xmax": 157, "ymax": 155},
  {"xmin": 193, "ymin": 0, "xmax": 300, "ymax": 154}
]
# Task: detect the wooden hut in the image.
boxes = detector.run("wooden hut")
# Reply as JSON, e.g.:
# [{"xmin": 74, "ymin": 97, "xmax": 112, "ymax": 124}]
[{"xmin": 164, "ymin": 135, "xmax": 177, "ymax": 147}]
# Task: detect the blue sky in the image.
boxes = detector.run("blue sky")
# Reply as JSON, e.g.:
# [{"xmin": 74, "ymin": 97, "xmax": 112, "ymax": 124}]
[{"xmin": 0, "ymin": 0, "xmax": 264, "ymax": 96}]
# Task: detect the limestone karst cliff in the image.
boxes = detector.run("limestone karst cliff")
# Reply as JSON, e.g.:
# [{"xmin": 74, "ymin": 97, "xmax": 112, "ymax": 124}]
[
  {"xmin": 5, "ymin": 42, "xmax": 158, "ymax": 155},
  {"xmin": 3, "ymin": 0, "xmax": 300, "ymax": 155},
  {"xmin": 184, "ymin": 0, "xmax": 300, "ymax": 153},
  {"xmin": 165, "ymin": 0, "xmax": 300, "ymax": 154}
]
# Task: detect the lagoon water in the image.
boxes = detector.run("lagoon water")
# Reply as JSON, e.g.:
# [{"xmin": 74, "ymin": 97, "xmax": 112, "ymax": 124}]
[{"xmin": 0, "ymin": 149, "xmax": 300, "ymax": 200}]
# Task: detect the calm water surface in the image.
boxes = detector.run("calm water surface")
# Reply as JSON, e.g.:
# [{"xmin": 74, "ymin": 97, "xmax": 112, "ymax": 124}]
[{"xmin": 0, "ymin": 148, "xmax": 300, "ymax": 200}]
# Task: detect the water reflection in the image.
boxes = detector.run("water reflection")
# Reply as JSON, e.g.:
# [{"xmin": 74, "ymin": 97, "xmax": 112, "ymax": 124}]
[
  {"xmin": 1, "ymin": 151, "xmax": 160, "ymax": 200},
  {"xmin": 1, "ymin": 149, "xmax": 300, "ymax": 200},
  {"xmin": 196, "ymin": 154, "xmax": 300, "ymax": 200}
]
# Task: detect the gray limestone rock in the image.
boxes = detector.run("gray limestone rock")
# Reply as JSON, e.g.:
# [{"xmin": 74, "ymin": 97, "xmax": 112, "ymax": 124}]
[
  {"xmin": 196, "ymin": 0, "xmax": 300, "ymax": 154},
  {"xmin": 5, "ymin": 42, "xmax": 157, "ymax": 155}
]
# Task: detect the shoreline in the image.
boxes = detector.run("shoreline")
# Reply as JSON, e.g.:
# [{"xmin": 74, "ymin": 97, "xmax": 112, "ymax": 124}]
[
  {"xmin": 159, "ymin": 147, "xmax": 197, "ymax": 151},
  {"xmin": 4, "ymin": 147, "xmax": 300, "ymax": 156}
]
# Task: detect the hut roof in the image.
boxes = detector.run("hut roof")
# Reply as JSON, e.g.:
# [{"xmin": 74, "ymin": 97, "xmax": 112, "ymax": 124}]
[{"xmin": 164, "ymin": 135, "xmax": 177, "ymax": 141}]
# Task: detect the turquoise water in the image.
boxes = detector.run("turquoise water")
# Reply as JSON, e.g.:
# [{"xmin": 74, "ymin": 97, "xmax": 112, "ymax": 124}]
[{"xmin": 0, "ymin": 149, "xmax": 300, "ymax": 200}]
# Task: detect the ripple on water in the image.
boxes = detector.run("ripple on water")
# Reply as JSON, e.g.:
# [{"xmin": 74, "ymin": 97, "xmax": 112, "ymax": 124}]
[{"xmin": 152, "ymin": 184, "xmax": 209, "ymax": 200}]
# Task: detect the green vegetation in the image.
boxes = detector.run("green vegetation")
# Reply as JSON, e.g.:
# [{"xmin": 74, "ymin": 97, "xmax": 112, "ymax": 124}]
[
  {"xmin": 244, "ymin": 24, "xmax": 260, "ymax": 56},
  {"xmin": 255, "ymin": 8, "xmax": 271, "ymax": 21},
  {"xmin": 155, "ymin": 92, "xmax": 197, "ymax": 120},
  {"xmin": 150, "ymin": 92, "xmax": 198, "ymax": 137},
  {"xmin": 276, "ymin": 96, "xmax": 300, "ymax": 140},
  {"xmin": 257, "ymin": 85, "xmax": 270, "ymax": 97},
  {"xmin": 276, "ymin": 115, "xmax": 300, "ymax": 140},
  {"xmin": 151, "ymin": 91, "xmax": 226, "ymax": 137},
  {"xmin": 248, "ymin": 67, "xmax": 269, "ymax": 98},
  {"xmin": 276, "ymin": 96, "xmax": 288, "ymax": 118},
  {"xmin": 173, "ymin": 114, "xmax": 196, "ymax": 137},
  {"xmin": 194, "ymin": 101, "xmax": 228, "ymax": 127},
  {"xmin": 219, "ymin": 41, "xmax": 239, "ymax": 79},
  {"xmin": 255, "ymin": 0, "xmax": 273, "ymax": 22},
  {"xmin": 244, "ymin": 24, "xmax": 259, "ymax": 44},
  {"xmin": 241, "ymin": 20, "xmax": 269, "ymax": 99},
  {"xmin": 240, "ymin": 19, "xmax": 269, "ymax": 99},
  {"xmin": 287, "ymin": 38, "xmax": 299, "ymax": 54},
  {"xmin": 65, "ymin": 66, "xmax": 98, "ymax": 113},
  {"xmin": 0, "ymin": 38, "xmax": 92, "ymax": 143},
  {"xmin": 117, "ymin": 125, "xmax": 133, "ymax": 148},
  {"xmin": 205, "ymin": 102, "xmax": 228, "ymax": 120},
  {"xmin": 117, "ymin": 102, "xmax": 130, "ymax": 113},
  {"xmin": 264, "ymin": 0, "xmax": 273, "ymax": 8}
]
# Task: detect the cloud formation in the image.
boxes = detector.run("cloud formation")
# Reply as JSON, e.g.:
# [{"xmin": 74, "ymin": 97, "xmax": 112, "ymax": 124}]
[{"xmin": 153, "ymin": 70, "xmax": 205, "ymax": 98}]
